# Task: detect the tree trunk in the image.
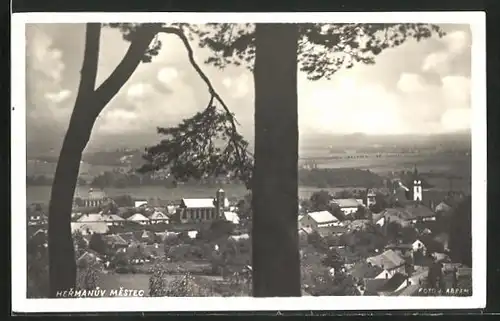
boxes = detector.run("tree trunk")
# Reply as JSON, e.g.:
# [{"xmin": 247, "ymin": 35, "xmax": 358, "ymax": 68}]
[
  {"xmin": 252, "ymin": 23, "xmax": 301, "ymax": 297},
  {"xmin": 47, "ymin": 23, "xmax": 158, "ymax": 297},
  {"xmin": 48, "ymin": 23, "xmax": 101, "ymax": 298}
]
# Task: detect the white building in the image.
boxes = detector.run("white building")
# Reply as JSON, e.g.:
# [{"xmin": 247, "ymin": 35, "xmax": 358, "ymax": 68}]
[
  {"xmin": 299, "ymin": 211, "xmax": 339, "ymax": 229},
  {"xmin": 330, "ymin": 198, "xmax": 364, "ymax": 216}
]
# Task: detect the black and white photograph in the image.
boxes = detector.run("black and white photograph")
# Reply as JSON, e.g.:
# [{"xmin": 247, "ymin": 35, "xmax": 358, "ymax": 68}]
[{"xmin": 11, "ymin": 12, "xmax": 486, "ymax": 313}]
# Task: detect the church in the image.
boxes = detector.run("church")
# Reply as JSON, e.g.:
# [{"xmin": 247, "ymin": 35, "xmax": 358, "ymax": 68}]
[{"xmin": 177, "ymin": 188, "xmax": 229, "ymax": 224}]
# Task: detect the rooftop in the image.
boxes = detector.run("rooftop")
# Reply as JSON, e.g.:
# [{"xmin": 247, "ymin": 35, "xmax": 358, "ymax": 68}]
[
  {"xmin": 367, "ymin": 249, "xmax": 406, "ymax": 270},
  {"xmin": 348, "ymin": 262, "xmax": 383, "ymax": 281},
  {"xmin": 331, "ymin": 198, "xmax": 363, "ymax": 208},
  {"xmin": 307, "ymin": 211, "xmax": 339, "ymax": 224},
  {"xmin": 181, "ymin": 198, "xmax": 215, "ymax": 208},
  {"xmin": 127, "ymin": 213, "xmax": 150, "ymax": 221}
]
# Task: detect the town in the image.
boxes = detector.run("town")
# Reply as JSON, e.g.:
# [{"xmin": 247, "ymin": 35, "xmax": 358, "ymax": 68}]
[{"xmin": 26, "ymin": 165, "xmax": 472, "ymax": 298}]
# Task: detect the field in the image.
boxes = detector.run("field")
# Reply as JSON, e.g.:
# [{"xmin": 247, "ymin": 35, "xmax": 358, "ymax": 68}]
[
  {"xmin": 26, "ymin": 153, "xmax": 471, "ymax": 204},
  {"xmin": 310, "ymin": 153, "xmax": 470, "ymax": 175},
  {"xmin": 27, "ymin": 160, "xmax": 125, "ymax": 180}
]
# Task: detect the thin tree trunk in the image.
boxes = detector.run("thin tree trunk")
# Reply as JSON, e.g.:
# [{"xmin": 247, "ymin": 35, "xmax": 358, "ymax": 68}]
[
  {"xmin": 47, "ymin": 23, "xmax": 158, "ymax": 297},
  {"xmin": 48, "ymin": 23, "xmax": 101, "ymax": 298},
  {"xmin": 252, "ymin": 23, "xmax": 301, "ymax": 297}
]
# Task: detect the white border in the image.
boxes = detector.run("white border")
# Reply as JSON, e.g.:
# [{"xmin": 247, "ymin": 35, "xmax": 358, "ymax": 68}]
[{"xmin": 12, "ymin": 12, "xmax": 486, "ymax": 313}]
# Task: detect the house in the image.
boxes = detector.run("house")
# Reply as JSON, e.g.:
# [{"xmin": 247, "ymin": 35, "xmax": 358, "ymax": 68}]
[
  {"xmin": 74, "ymin": 188, "xmax": 108, "ymax": 208},
  {"xmin": 435, "ymin": 201, "xmax": 452, "ymax": 214},
  {"xmin": 134, "ymin": 200, "xmax": 148, "ymax": 208},
  {"xmin": 77, "ymin": 213, "xmax": 107, "ymax": 223},
  {"xmin": 412, "ymin": 239, "xmax": 427, "ymax": 253},
  {"xmin": 298, "ymin": 227, "xmax": 314, "ymax": 246},
  {"xmin": 149, "ymin": 211, "xmax": 170, "ymax": 224},
  {"xmin": 223, "ymin": 211, "xmax": 240, "ymax": 225},
  {"xmin": 118, "ymin": 232, "xmax": 139, "ymax": 245},
  {"xmin": 376, "ymin": 273, "xmax": 409, "ymax": 296},
  {"xmin": 178, "ymin": 189, "xmax": 228, "ymax": 224},
  {"xmin": 71, "ymin": 222, "xmax": 109, "ymax": 235},
  {"xmin": 127, "ymin": 213, "xmax": 150, "ymax": 225},
  {"xmin": 367, "ymin": 250, "xmax": 406, "ymax": 277},
  {"xmin": 315, "ymin": 225, "xmax": 348, "ymax": 238},
  {"xmin": 330, "ymin": 198, "xmax": 363, "ymax": 217},
  {"xmin": 347, "ymin": 262, "xmax": 383, "ymax": 285},
  {"xmin": 103, "ymin": 214, "xmax": 125, "ymax": 226},
  {"xmin": 299, "ymin": 211, "xmax": 339, "ymax": 229},
  {"xmin": 404, "ymin": 204, "xmax": 437, "ymax": 222},
  {"xmin": 393, "ymin": 266, "xmax": 429, "ymax": 293},
  {"xmin": 103, "ymin": 234, "xmax": 128, "ymax": 249}
]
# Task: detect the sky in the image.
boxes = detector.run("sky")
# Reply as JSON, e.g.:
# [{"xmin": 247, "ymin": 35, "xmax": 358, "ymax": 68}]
[{"xmin": 25, "ymin": 23, "xmax": 472, "ymax": 152}]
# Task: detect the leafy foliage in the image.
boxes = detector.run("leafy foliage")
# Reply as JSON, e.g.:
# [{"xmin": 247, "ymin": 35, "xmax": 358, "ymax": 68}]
[
  {"xmin": 149, "ymin": 264, "xmax": 168, "ymax": 297},
  {"xmin": 76, "ymin": 261, "xmax": 100, "ymax": 291},
  {"xmin": 27, "ymin": 233, "xmax": 49, "ymax": 298},
  {"xmin": 138, "ymin": 100, "xmax": 253, "ymax": 189},
  {"xmin": 186, "ymin": 23, "xmax": 445, "ymax": 80},
  {"xmin": 89, "ymin": 234, "xmax": 108, "ymax": 256},
  {"xmin": 309, "ymin": 190, "xmax": 333, "ymax": 212},
  {"xmin": 73, "ymin": 231, "xmax": 88, "ymax": 259}
]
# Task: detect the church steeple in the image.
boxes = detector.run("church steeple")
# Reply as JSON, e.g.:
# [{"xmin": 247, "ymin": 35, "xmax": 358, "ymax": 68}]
[{"xmin": 412, "ymin": 164, "xmax": 422, "ymax": 202}]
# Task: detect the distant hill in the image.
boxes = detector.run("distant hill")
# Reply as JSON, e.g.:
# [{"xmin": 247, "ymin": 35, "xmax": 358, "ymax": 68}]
[
  {"xmin": 27, "ymin": 131, "xmax": 471, "ymax": 167},
  {"xmin": 300, "ymin": 131, "xmax": 471, "ymax": 152}
]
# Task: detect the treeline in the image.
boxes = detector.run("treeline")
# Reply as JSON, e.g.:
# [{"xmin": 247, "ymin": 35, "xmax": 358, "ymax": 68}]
[
  {"xmin": 82, "ymin": 150, "xmax": 144, "ymax": 167},
  {"xmin": 27, "ymin": 175, "xmax": 87, "ymax": 186},
  {"xmin": 298, "ymin": 168, "xmax": 383, "ymax": 188},
  {"xmin": 90, "ymin": 171, "xmax": 240, "ymax": 189}
]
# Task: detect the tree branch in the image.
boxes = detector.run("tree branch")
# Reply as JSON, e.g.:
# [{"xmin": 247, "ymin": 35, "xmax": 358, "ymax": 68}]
[
  {"xmin": 77, "ymin": 23, "xmax": 101, "ymax": 96},
  {"xmin": 93, "ymin": 24, "xmax": 160, "ymax": 116},
  {"xmin": 159, "ymin": 26, "xmax": 250, "ymax": 166}
]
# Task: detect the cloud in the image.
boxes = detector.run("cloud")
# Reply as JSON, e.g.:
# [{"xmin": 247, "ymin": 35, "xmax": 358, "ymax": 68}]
[
  {"xmin": 157, "ymin": 67, "xmax": 179, "ymax": 85},
  {"xmin": 44, "ymin": 89, "xmax": 72, "ymax": 104},
  {"xmin": 26, "ymin": 24, "xmax": 74, "ymax": 140},
  {"xmin": 126, "ymin": 83, "xmax": 156, "ymax": 101},
  {"xmin": 422, "ymin": 30, "xmax": 470, "ymax": 76},
  {"xmin": 25, "ymin": 23, "xmax": 473, "ymax": 152},
  {"xmin": 222, "ymin": 73, "xmax": 252, "ymax": 99},
  {"xmin": 397, "ymin": 73, "xmax": 428, "ymax": 93}
]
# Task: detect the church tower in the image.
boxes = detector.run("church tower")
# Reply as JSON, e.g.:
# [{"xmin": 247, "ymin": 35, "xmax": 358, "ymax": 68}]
[
  {"xmin": 215, "ymin": 188, "xmax": 225, "ymax": 218},
  {"xmin": 366, "ymin": 189, "xmax": 376, "ymax": 208},
  {"xmin": 412, "ymin": 165, "xmax": 423, "ymax": 202}
]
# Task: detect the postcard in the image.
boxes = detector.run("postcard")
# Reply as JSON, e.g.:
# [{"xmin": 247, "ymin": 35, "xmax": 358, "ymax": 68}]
[{"xmin": 11, "ymin": 11, "xmax": 486, "ymax": 313}]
